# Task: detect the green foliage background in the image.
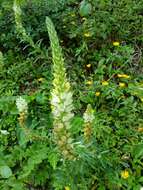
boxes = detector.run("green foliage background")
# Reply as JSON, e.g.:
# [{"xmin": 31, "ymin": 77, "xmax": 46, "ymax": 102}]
[{"xmin": 0, "ymin": 0, "xmax": 143, "ymax": 189}]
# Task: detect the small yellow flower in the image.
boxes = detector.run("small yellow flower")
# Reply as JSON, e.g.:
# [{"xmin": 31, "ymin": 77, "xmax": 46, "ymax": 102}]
[
  {"xmin": 113, "ymin": 41, "xmax": 120, "ymax": 46},
  {"xmin": 119, "ymin": 82, "xmax": 126, "ymax": 87},
  {"xmin": 65, "ymin": 186, "xmax": 70, "ymax": 190},
  {"xmin": 102, "ymin": 81, "xmax": 109, "ymax": 86},
  {"xmin": 121, "ymin": 170, "xmax": 129, "ymax": 179},
  {"xmin": 95, "ymin": 91, "xmax": 100, "ymax": 96},
  {"xmin": 84, "ymin": 32, "xmax": 92, "ymax": 37},
  {"xmin": 86, "ymin": 80, "xmax": 93, "ymax": 85},
  {"xmin": 137, "ymin": 127, "xmax": 143, "ymax": 132},
  {"xmin": 86, "ymin": 64, "xmax": 91, "ymax": 68},
  {"xmin": 37, "ymin": 78, "xmax": 44, "ymax": 82},
  {"xmin": 117, "ymin": 74, "xmax": 130, "ymax": 79},
  {"xmin": 140, "ymin": 98, "xmax": 143, "ymax": 102}
]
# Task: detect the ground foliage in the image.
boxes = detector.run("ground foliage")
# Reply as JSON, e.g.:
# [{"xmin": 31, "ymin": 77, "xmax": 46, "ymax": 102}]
[{"xmin": 0, "ymin": 0, "xmax": 143, "ymax": 189}]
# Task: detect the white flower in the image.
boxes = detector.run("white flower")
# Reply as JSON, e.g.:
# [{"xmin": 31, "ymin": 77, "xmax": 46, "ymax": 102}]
[
  {"xmin": 16, "ymin": 96, "xmax": 28, "ymax": 113},
  {"xmin": 51, "ymin": 91, "xmax": 74, "ymax": 123},
  {"xmin": 83, "ymin": 104, "xmax": 95, "ymax": 123},
  {"xmin": 62, "ymin": 113, "xmax": 74, "ymax": 123},
  {"xmin": 83, "ymin": 113, "xmax": 94, "ymax": 123},
  {"xmin": 51, "ymin": 94, "xmax": 60, "ymax": 106},
  {"xmin": 0, "ymin": 130, "xmax": 9, "ymax": 135}
]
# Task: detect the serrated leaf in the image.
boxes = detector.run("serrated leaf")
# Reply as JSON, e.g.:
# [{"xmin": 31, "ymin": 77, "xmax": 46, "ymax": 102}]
[
  {"xmin": 48, "ymin": 151, "xmax": 59, "ymax": 169},
  {"xmin": 70, "ymin": 116, "xmax": 84, "ymax": 134},
  {"xmin": 0, "ymin": 165, "xmax": 12, "ymax": 178}
]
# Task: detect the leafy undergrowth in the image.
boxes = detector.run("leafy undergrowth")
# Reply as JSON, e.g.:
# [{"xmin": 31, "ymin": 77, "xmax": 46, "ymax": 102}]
[{"xmin": 0, "ymin": 0, "xmax": 143, "ymax": 190}]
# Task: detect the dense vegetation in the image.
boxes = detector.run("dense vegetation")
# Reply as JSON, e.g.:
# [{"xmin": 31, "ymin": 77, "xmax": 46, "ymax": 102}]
[{"xmin": 0, "ymin": 0, "xmax": 143, "ymax": 189}]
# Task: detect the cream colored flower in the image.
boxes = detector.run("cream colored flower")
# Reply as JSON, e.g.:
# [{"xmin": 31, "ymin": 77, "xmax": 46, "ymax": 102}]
[
  {"xmin": 0, "ymin": 130, "xmax": 9, "ymax": 135},
  {"xmin": 83, "ymin": 104, "xmax": 94, "ymax": 123},
  {"xmin": 16, "ymin": 97, "xmax": 28, "ymax": 113}
]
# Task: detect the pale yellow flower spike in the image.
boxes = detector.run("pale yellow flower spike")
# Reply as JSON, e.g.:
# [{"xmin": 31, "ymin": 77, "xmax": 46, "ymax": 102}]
[
  {"xmin": 13, "ymin": 0, "xmax": 43, "ymax": 55},
  {"xmin": 46, "ymin": 17, "xmax": 75, "ymax": 160},
  {"xmin": 83, "ymin": 104, "xmax": 95, "ymax": 141}
]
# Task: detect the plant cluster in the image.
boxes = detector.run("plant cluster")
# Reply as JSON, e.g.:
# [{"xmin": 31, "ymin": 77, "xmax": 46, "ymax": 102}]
[{"xmin": 0, "ymin": 0, "xmax": 143, "ymax": 190}]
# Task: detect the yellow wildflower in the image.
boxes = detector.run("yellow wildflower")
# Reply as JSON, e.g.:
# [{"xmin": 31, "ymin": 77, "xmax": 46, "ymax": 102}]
[
  {"xmin": 65, "ymin": 186, "xmax": 70, "ymax": 190},
  {"xmin": 86, "ymin": 64, "xmax": 91, "ymax": 68},
  {"xmin": 84, "ymin": 32, "xmax": 92, "ymax": 37},
  {"xmin": 113, "ymin": 41, "xmax": 120, "ymax": 46},
  {"xmin": 137, "ymin": 127, "xmax": 143, "ymax": 132},
  {"xmin": 140, "ymin": 98, "xmax": 143, "ymax": 102},
  {"xmin": 117, "ymin": 74, "xmax": 130, "ymax": 79},
  {"xmin": 95, "ymin": 91, "xmax": 100, "ymax": 96},
  {"xmin": 102, "ymin": 81, "xmax": 109, "ymax": 86},
  {"xmin": 86, "ymin": 80, "xmax": 93, "ymax": 85},
  {"xmin": 121, "ymin": 170, "xmax": 129, "ymax": 179},
  {"xmin": 37, "ymin": 78, "xmax": 44, "ymax": 82},
  {"xmin": 119, "ymin": 82, "xmax": 126, "ymax": 87}
]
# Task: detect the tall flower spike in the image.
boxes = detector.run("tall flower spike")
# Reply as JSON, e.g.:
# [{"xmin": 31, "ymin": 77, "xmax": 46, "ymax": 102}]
[
  {"xmin": 13, "ymin": 0, "xmax": 45, "ymax": 57},
  {"xmin": 46, "ymin": 17, "xmax": 75, "ymax": 159},
  {"xmin": 83, "ymin": 104, "xmax": 95, "ymax": 142},
  {"xmin": 13, "ymin": 0, "xmax": 35, "ymax": 47},
  {"xmin": 16, "ymin": 96, "xmax": 28, "ymax": 128},
  {"xmin": 16, "ymin": 97, "xmax": 49, "ymax": 141}
]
